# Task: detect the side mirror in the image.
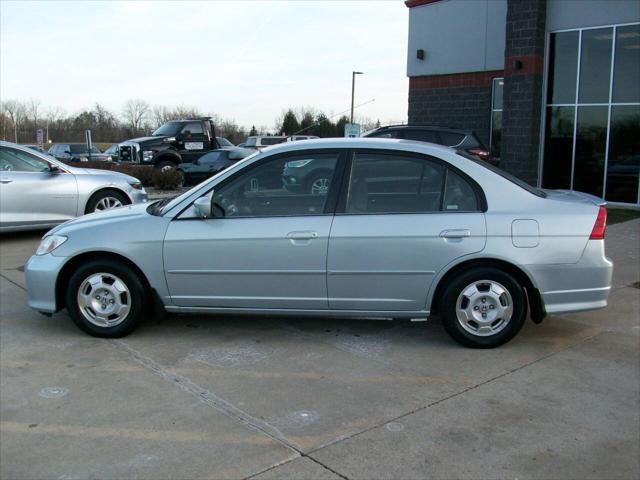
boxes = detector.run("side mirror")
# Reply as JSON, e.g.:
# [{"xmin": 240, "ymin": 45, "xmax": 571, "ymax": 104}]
[
  {"xmin": 64, "ymin": 150, "xmax": 71, "ymax": 155},
  {"xmin": 175, "ymin": 133, "xmax": 184, "ymax": 141},
  {"xmin": 193, "ymin": 196, "xmax": 212, "ymax": 218},
  {"xmin": 49, "ymin": 165, "xmax": 62, "ymax": 174}
]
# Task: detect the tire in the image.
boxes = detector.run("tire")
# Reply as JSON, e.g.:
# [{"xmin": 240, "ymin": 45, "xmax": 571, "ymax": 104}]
[
  {"xmin": 177, "ymin": 170, "xmax": 187, "ymax": 187},
  {"xmin": 156, "ymin": 160, "xmax": 177, "ymax": 173},
  {"xmin": 85, "ymin": 189, "xmax": 129, "ymax": 214},
  {"xmin": 66, "ymin": 259, "xmax": 147, "ymax": 338},
  {"xmin": 307, "ymin": 171, "xmax": 332, "ymax": 196},
  {"xmin": 440, "ymin": 267, "xmax": 526, "ymax": 348}
]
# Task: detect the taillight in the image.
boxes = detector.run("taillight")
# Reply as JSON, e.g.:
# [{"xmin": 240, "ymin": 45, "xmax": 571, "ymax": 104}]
[
  {"xmin": 468, "ymin": 148, "xmax": 490, "ymax": 161},
  {"xmin": 589, "ymin": 206, "xmax": 607, "ymax": 240}
]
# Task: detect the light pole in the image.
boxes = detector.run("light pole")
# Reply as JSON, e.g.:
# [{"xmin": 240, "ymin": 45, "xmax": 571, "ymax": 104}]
[{"xmin": 350, "ymin": 71, "xmax": 363, "ymax": 123}]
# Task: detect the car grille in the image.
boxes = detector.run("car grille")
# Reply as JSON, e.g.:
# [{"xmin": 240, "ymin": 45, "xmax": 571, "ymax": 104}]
[{"xmin": 118, "ymin": 144, "xmax": 139, "ymax": 162}]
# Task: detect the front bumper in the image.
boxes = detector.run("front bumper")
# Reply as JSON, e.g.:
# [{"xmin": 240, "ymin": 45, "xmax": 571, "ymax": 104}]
[
  {"xmin": 527, "ymin": 240, "xmax": 614, "ymax": 315},
  {"xmin": 130, "ymin": 188, "xmax": 148, "ymax": 204},
  {"xmin": 25, "ymin": 253, "xmax": 67, "ymax": 314}
]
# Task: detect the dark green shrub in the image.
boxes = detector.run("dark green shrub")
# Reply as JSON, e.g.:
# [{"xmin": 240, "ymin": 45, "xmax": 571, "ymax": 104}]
[{"xmin": 151, "ymin": 169, "xmax": 183, "ymax": 190}]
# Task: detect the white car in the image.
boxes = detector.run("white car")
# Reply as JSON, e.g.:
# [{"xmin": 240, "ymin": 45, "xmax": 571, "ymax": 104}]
[{"xmin": 0, "ymin": 141, "xmax": 148, "ymax": 232}]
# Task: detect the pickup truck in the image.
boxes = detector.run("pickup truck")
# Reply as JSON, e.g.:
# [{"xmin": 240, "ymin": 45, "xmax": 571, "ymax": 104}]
[{"xmin": 117, "ymin": 118, "xmax": 222, "ymax": 170}]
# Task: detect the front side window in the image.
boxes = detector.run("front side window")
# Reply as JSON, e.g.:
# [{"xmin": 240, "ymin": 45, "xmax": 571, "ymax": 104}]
[
  {"xmin": 401, "ymin": 129, "xmax": 440, "ymax": 144},
  {"xmin": 181, "ymin": 122, "xmax": 203, "ymax": 136},
  {"xmin": 0, "ymin": 147, "xmax": 50, "ymax": 172},
  {"xmin": 70, "ymin": 145, "xmax": 101, "ymax": 154},
  {"xmin": 345, "ymin": 152, "xmax": 446, "ymax": 214},
  {"xmin": 211, "ymin": 152, "xmax": 339, "ymax": 217}
]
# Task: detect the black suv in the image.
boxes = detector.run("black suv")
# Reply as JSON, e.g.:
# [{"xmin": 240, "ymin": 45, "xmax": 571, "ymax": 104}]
[{"xmin": 363, "ymin": 125, "xmax": 495, "ymax": 165}]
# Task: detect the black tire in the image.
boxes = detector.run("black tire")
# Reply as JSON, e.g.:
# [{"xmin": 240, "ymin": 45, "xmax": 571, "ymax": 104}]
[
  {"xmin": 156, "ymin": 160, "xmax": 177, "ymax": 172},
  {"xmin": 440, "ymin": 267, "xmax": 526, "ymax": 348},
  {"xmin": 65, "ymin": 259, "xmax": 147, "ymax": 338},
  {"xmin": 177, "ymin": 170, "xmax": 187, "ymax": 187},
  {"xmin": 85, "ymin": 189, "xmax": 129, "ymax": 214}
]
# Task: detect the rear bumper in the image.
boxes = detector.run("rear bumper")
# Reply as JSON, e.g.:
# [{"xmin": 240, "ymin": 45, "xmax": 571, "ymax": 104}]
[
  {"xmin": 25, "ymin": 254, "xmax": 67, "ymax": 314},
  {"xmin": 527, "ymin": 240, "xmax": 613, "ymax": 315}
]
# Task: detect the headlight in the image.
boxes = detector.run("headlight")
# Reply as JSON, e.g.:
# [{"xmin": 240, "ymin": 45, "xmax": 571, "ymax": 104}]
[
  {"xmin": 107, "ymin": 156, "xmax": 113, "ymax": 162},
  {"xmin": 36, "ymin": 235, "xmax": 68, "ymax": 256},
  {"xmin": 80, "ymin": 156, "xmax": 88, "ymax": 162},
  {"xmin": 129, "ymin": 181, "xmax": 143, "ymax": 190},
  {"xmin": 286, "ymin": 159, "xmax": 312, "ymax": 168},
  {"xmin": 142, "ymin": 150, "xmax": 154, "ymax": 162}
]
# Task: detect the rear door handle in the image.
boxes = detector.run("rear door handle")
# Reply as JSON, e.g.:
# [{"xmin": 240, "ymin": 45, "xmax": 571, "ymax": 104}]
[
  {"xmin": 287, "ymin": 231, "xmax": 319, "ymax": 240},
  {"xmin": 440, "ymin": 229, "xmax": 471, "ymax": 239}
]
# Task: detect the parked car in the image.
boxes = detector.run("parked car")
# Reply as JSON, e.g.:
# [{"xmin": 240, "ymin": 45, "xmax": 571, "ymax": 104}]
[
  {"xmin": 244, "ymin": 136, "xmax": 287, "ymax": 151},
  {"xmin": 103, "ymin": 144, "xmax": 119, "ymax": 161},
  {"xmin": 216, "ymin": 137, "xmax": 235, "ymax": 148},
  {"xmin": 24, "ymin": 138, "xmax": 612, "ymax": 348},
  {"xmin": 177, "ymin": 148, "xmax": 253, "ymax": 186},
  {"xmin": 48, "ymin": 143, "xmax": 112, "ymax": 162},
  {"xmin": 0, "ymin": 142, "xmax": 147, "ymax": 232},
  {"xmin": 363, "ymin": 125, "xmax": 494, "ymax": 165},
  {"xmin": 287, "ymin": 135, "xmax": 320, "ymax": 142},
  {"xmin": 23, "ymin": 144, "xmax": 47, "ymax": 153}
]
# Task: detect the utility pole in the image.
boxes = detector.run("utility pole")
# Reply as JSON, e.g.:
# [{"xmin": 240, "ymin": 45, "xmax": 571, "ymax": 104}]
[{"xmin": 350, "ymin": 71, "xmax": 363, "ymax": 123}]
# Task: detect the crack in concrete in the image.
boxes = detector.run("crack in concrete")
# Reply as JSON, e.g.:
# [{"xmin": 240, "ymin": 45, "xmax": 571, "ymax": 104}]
[{"xmin": 0, "ymin": 272, "xmax": 26, "ymax": 291}]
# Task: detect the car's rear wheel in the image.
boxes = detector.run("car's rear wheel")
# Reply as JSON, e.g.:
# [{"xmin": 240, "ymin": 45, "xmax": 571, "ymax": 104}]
[
  {"xmin": 440, "ymin": 267, "xmax": 526, "ymax": 348},
  {"xmin": 86, "ymin": 190, "xmax": 128, "ymax": 214},
  {"xmin": 307, "ymin": 172, "xmax": 332, "ymax": 196},
  {"xmin": 157, "ymin": 160, "xmax": 176, "ymax": 173},
  {"xmin": 66, "ymin": 260, "xmax": 147, "ymax": 338}
]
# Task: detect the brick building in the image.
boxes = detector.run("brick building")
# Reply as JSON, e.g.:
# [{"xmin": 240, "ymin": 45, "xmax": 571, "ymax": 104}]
[{"xmin": 406, "ymin": 0, "xmax": 640, "ymax": 205}]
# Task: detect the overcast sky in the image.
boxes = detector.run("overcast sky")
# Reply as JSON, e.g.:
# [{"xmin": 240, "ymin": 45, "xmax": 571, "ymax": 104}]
[{"xmin": 1, "ymin": 1, "xmax": 409, "ymax": 129}]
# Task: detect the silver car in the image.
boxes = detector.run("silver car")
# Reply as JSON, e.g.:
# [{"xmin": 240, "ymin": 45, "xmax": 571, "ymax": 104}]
[
  {"xmin": 24, "ymin": 138, "xmax": 613, "ymax": 348},
  {"xmin": 1, "ymin": 141, "xmax": 148, "ymax": 232}
]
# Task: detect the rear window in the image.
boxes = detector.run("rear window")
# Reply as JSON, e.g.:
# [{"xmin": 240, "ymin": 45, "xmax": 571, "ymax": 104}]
[
  {"xmin": 402, "ymin": 129, "xmax": 441, "ymax": 143},
  {"xmin": 457, "ymin": 150, "xmax": 547, "ymax": 198},
  {"xmin": 261, "ymin": 137, "xmax": 286, "ymax": 146}
]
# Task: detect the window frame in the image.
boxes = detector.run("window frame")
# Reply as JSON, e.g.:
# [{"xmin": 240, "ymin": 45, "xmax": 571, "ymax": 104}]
[
  {"xmin": 0, "ymin": 146, "xmax": 54, "ymax": 173},
  {"xmin": 174, "ymin": 149, "xmax": 349, "ymax": 220},
  {"xmin": 335, "ymin": 149, "xmax": 487, "ymax": 215}
]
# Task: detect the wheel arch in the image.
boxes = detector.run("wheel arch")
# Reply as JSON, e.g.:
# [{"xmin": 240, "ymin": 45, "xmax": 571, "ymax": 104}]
[
  {"xmin": 55, "ymin": 251, "xmax": 153, "ymax": 312},
  {"xmin": 84, "ymin": 187, "xmax": 132, "ymax": 214},
  {"xmin": 428, "ymin": 257, "xmax": 546, "ymax": 324},
  {"xmin": 154, "ymin": 150, "xmax": 182, "ymax": 167}
]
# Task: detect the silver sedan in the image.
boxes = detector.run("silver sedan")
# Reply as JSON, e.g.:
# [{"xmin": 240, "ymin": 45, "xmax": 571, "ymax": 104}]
[
  {"xmin": 0, "ymin": 141, "xmax": 147, "ymax": 232},
  {"xmin": 24, "ymin": 138, "xmax": 613, "ymax": 348}
]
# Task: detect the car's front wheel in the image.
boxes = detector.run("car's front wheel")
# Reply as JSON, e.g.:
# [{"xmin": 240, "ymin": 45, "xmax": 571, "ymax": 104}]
[
  {"xmin": 86, "ymin": 189, "xmax": 128, "ymax": 214},
  {"xmin": 66, "ymin": 260, "xmax": 147, "ymax": 338},
  {"xmin": 440, "ymin": 267, "xmax": 526, "ymax": 348}
]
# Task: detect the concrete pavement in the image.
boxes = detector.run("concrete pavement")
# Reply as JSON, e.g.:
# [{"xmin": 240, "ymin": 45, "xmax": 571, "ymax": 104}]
[{"xmin": 1, "ymin": 220, "xmax": 638, "ymax": 479}]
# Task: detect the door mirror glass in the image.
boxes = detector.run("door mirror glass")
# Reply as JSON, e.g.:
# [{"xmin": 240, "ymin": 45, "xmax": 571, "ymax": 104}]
[
  {"xmin": 49, "ymin": 164, "xmax": 62, "ymax": 174},
  {"xmin": 194, "ymin": 196, "xmax": 212, "ymax": 218}
]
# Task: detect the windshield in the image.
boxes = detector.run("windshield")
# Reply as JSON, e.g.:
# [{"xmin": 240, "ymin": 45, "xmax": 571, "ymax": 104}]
[
  {"xmin": 217, "ymin": 137, "xmax": 233, "ymax": 147},
  {"xmin": 457, "ymin": 150, "xmax": 547, "ymax": 198},
  {"xmin": 70, "ymin": 145, "xmax": 102, "ymax": 154},
  {"xmin": 152, "ymin": 122, "xmax": 182, "ymax": 137},
  {"xmin": 153, "ymin": 150, "xmax": 261, "ymax": 215}
]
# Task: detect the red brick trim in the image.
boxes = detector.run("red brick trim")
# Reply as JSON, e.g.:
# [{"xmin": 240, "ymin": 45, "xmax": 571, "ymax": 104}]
[
  {"xmin": 409, "ymin": 70, "xmax": 504, "ymax": 89},
  {"xmin": 405, "ymin": 0, "xmax": 442, "ymax": 8},
  {"xmin": 504, "ymin": 55, "xmax": 545, "ymax": 76}
]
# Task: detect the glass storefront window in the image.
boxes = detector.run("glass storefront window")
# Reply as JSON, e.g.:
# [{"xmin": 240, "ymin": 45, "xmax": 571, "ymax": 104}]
[
  {"xmin": 543, "ymin": 24, "xmax": 640, "ymax": 205},
  {"xmin": 606, "ymin": 105, "xmax": 640, "ymax": 203},
  {"xmin": 490, "ymin": 78, "xmax": 503, "ymax": 161},
  {"xmin": 613, "ymin": 25, "xmax": 640, "ymax": 104},
  {"xmin": 579, "ymin": 28, "xmax": 613, "ymax": 104},
  {"xmin": 547, "ymin": 31, "xmax": 579, "ymax": 104},
  {"xmin": 542, "ymin": 107, "xmax": 574, "ymax": 190}
]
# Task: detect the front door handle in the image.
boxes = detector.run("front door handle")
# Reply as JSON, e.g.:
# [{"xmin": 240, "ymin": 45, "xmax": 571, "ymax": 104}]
[
  {"xmin": 0, "ymin": 179, "xmax": 12, "ymax": 184},
  {"xmin": 440, "ymin": 229, "xmax": 471, "ymax": 239},
  {"xmin": 287, "ymin": 231, "xmax": 319, "ymax": 240}
]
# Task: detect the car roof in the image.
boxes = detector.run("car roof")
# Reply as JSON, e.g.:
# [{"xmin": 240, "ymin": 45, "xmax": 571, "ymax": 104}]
[{"xmin": 257, "ymin": 137, "xmax": 456, "ymax": 156}]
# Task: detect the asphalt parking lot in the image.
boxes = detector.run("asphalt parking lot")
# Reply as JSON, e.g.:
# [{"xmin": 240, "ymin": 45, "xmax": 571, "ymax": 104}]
[{"xmin": 1, "ymin": 219, "xmax": 639, "ymax": 480}]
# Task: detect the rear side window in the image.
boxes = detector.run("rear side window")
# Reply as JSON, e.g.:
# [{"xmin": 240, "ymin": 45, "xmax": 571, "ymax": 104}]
[
  {"xmin": 367, "ymin": 130, "xmax": 399, "ymax": 139},
  {"xmin": 443, "ymin": 170, "xmax": 479, "ymax": 211},
  {"xmin": 401, "ymin": 129, "xmax": 441, "ymax": 144},
  {"xmin": 345, "ymin": 152, "xmax": 445, "ymax": 214},
  {"xmin": 439, "ymin": 132, "xmax": 466, "ymax": 147},
  {"xmin": 182, "ymin": 122, "xmax": 203, "ymax": 135},
  {"xmin": 261, "ymin": 137, "xmax": 286, "ymax": 146}
]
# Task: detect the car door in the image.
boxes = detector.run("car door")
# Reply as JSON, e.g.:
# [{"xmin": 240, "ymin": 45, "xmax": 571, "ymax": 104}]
[
  {"xmin": 163, "ymin": 150, "xmax": 346, "ymax": 309},
  {"xmin": 0, "ymin": 146, "xmax": 78, "ymax": 228},
  {"xmin": 178, "ymin": 122, "xmax": 207, "ymax": 163},
  {"xmin": 327, "ymin": 149, "xmax": 486, "ymax": 312}
]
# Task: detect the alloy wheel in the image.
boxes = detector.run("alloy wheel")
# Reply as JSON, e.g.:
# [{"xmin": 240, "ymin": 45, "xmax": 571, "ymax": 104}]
[
  {"xmin": 455, "ymin": 280, "xmax": 514, "ymax": 337},
  {"xmin": 77, "ymin": 272, "xmax": 131, "ymax": 327}
]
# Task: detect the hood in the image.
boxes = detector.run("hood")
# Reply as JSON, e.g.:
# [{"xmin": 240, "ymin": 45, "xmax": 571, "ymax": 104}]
[
  {"xmin": 48, "ymin": 202, "xmax": 151, "ymax": 235},
  {"xmin": 68, "ymin": 167, "xmax": 140, "ymax": 184},
  {"xmin": 120, "ymin": 136, "xmax": 165, "ymax": 146}
]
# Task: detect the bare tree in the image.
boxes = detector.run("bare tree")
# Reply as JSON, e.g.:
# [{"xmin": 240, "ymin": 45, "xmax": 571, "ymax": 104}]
[
  {"xmin": 1, "ymin": 99, "xmax": 27, "ymax": 142},
  {"xmin": 122, "ymin": 99, "xmax": 150, "ymax": 135},
  {"xmin": 28, "ymin": 98, "xmax": 42, "ymax": 134}
]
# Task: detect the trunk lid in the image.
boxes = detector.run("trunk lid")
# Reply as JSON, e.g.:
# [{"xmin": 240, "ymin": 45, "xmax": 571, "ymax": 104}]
[{"xmin": 542, "ymin": 189, "xmax": 606, "ymax": 206}]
